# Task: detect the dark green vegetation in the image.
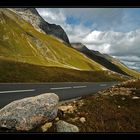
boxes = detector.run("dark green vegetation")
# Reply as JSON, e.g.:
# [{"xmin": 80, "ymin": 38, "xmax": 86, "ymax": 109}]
[
  {"xmin": 58, "ymin": 80, "xmax": 140, "ymax": 132},
  {"xmin": 0, "ymin": 58, "xmax": 128, "ymax": 82}
]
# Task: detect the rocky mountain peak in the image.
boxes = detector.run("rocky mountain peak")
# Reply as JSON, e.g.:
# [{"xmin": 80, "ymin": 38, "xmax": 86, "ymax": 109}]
[
  {"xmin": 10, "ymin": 8, "xmax": 70, "ymax": 44},
  {"xmin": 71, "ymin": 42, "xmax": 88, "ymax": 52},
  {"xmin": 11, "ymin": 8, "xmax": 38, "ymax": 15}
]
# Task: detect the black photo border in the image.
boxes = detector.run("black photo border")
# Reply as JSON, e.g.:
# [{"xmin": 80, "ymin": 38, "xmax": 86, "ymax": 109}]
[{"xmin": 0, "ymin": 0, "xmax": 140, "ymax": 139}]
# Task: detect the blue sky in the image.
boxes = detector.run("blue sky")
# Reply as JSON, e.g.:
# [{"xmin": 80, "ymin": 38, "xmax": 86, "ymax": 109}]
[
  {"xmin": 37, "ymin": 8, "xmax": 140, "ymax": 72},
  {"xmin": 66, "ymin": 16, "xmax": 80, "ymax": 25},
  {"xmin": 64, "ymin": 8, "xmax": 140, "ymax": 32}
]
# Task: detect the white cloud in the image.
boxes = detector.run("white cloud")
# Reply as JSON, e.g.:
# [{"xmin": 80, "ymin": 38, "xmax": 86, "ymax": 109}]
[
  {"xmin": 121, "ymin": 60, "xmax": 140, "ymax": 71},
  {"xmin": 82, "ymin": 30, "xmax": 140, "ymax": 56},
  {"xmin": 36, "ymin": 8, "xmax": 66, "ymax": 26},
  {"xmin": 115, "ymin": 56, "xmax": 140, "ymax": 62},
  {"xmin": 113, "ymin": 56, "xmax": 140, "ymax": 71}
]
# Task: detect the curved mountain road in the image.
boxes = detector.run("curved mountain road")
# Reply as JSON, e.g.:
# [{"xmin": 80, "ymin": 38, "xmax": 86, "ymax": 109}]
[{"xmin": 0, "ymin": 82, "xmax": 119, "ymax": 108}]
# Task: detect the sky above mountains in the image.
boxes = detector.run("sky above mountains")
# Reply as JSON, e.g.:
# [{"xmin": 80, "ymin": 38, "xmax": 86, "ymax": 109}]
[{"xmin": 36, "ymin": 8, "xmax": 140, "ymax": 72}]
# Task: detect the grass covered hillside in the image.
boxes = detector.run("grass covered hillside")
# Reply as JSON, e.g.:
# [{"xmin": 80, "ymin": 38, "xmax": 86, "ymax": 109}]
[
  {"xmin": 0, "ymin": 58, "xmax": 128, "ymax": 82},
  {"xmin": 0, "ymin": 8, "xmax": 129, "ymax": 82},
  {"xmin": 0, "ymin": 8, "xmax": 104, "ymax": 71}
]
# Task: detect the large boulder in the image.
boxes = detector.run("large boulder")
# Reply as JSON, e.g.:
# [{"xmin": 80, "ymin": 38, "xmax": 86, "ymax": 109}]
[
  {"xmin": 56, "ymin": 120, "xmax": 79, "ymax": 132},
  {"xmin": 0, "ymin": 93, "xmax": 59, "ymax": 131}
]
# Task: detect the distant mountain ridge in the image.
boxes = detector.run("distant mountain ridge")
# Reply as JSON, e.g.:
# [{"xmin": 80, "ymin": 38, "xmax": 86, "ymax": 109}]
[{"xmin": 71, "ymin": 43, "xmax": 140, "ymax": 78}]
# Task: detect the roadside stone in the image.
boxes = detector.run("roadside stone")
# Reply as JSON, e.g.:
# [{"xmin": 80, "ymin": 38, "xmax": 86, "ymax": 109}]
[
  {"xmin": 55, "ymin": 117, "xmax": 59, "ymax": 121},
  {"xmin": 79, "ymin": 117, "xmax": 86, "ymax": 123},
  {"xmin": 58, "ymin": 105, "xmax": 75, "ymax": 113},
  {"xmin": 56, "ymin": 120, "xmax": 79, "ymax": 132},
  {"xmin": 0, "ymin": 93, "xmax": 59, "ymax": 131},
  {"xmin": 41, "ymin": 122, "xmax": 52, "ymax": 132}
]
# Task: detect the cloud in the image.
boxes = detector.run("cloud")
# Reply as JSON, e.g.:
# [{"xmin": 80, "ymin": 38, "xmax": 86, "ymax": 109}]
[
  {"xmin": 115, "ymin": 56, "xmax": 140, "ymax": 62},
  {"xmin": 113, "ymin": 56, "xmax": 140, "ymax": 71},
  {"xmin": 36, "ymin": 8, "xmax": 66, "ymax": 26},
  {"xmin": 82, "ymin": 30, "xmax": 140, "ymax": 56},
  {"xmin": 122, "ymin": 60, "xmax": 140, "ymax": 71}
]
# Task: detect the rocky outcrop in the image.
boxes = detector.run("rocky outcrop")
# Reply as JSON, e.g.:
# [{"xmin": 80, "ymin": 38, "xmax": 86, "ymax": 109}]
[
  {"xmin": 71, "ymin": 43, "xmax": 89, "ymax": 52},
  {"xmin": 10, "ymin": 8, "xmax": 70, "ymax": 44},
  {"xmin": 0, "ymin": 93, "xmax": 59, "ymax": 131},
  {"xmin": 58, "ymin": 105, "xmax": 76, "ymax": 113},
  {"xmin": 56, "ymin": 120, "xmax": 79, "ymax": 132}
]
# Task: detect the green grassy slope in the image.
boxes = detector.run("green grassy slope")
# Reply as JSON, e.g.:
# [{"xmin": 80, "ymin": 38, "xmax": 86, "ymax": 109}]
[
  {"xmin": 0, "ymin": 8, "xmax": 105, "ymax": 71},
  {"xmin": 0, "ymin": 58, "xmax": 128, "ymax": 82}
]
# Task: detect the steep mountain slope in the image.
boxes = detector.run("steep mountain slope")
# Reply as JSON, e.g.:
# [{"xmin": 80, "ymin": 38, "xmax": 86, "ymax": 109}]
[
  {"xmin": 0, "ymin": 58, "xmax": 128, "ymax": 82},
  {"xmin": 9, "ymin": 8, "xmax": 70, "ymax": 44},
  {"xmin": 0, "ymin": 8, "xmax": 129, "ymax": 82},
  {"xmin": 71, "ymin": 43, "xmax": 140, "ymax": 78},
  {"xmin": 0, "ymin": 8, "xmax": 106, "ymax": 70}
]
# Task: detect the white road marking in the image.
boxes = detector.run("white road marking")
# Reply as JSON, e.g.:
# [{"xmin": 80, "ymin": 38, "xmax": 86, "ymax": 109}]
[
  {"xmin": 73, "ymin": 86, "xmax": 87, "ymax": 89},
  {"xmin": 100, "ymin": 84, "xmax": 107, "ymax": 86},
  {"xmin": 50, "ymin": 85, "xmax": 87, "ymax": 90},
  {"xmin": 50, "ymin": 87, "xmax": 72, "ymax": 90},
  {"xmin": 0, "ymin": 89, "xmax": 35, "ymax": 94}
]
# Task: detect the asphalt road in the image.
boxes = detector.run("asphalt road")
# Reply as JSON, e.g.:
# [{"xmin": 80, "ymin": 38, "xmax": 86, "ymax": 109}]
[{"xmin": 0, "ymin": 82, "xmax": 119, "ymax": 108}]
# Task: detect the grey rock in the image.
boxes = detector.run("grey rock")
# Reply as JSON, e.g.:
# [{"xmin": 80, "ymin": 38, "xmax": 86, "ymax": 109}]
[
  {"xmin": 56, "ymin": 120, "xmax": 79, "ymax": 132},
  {"xmin": 71, "ymin": 43, "xmax": 88, "ymax": 52},
  {"xmin": 10, "ymin": 8, "xmax": 70, "ymax": 44},
  {"xmin": 0, "ymin": 93, "xmax": 59, "ymax": 131}
]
